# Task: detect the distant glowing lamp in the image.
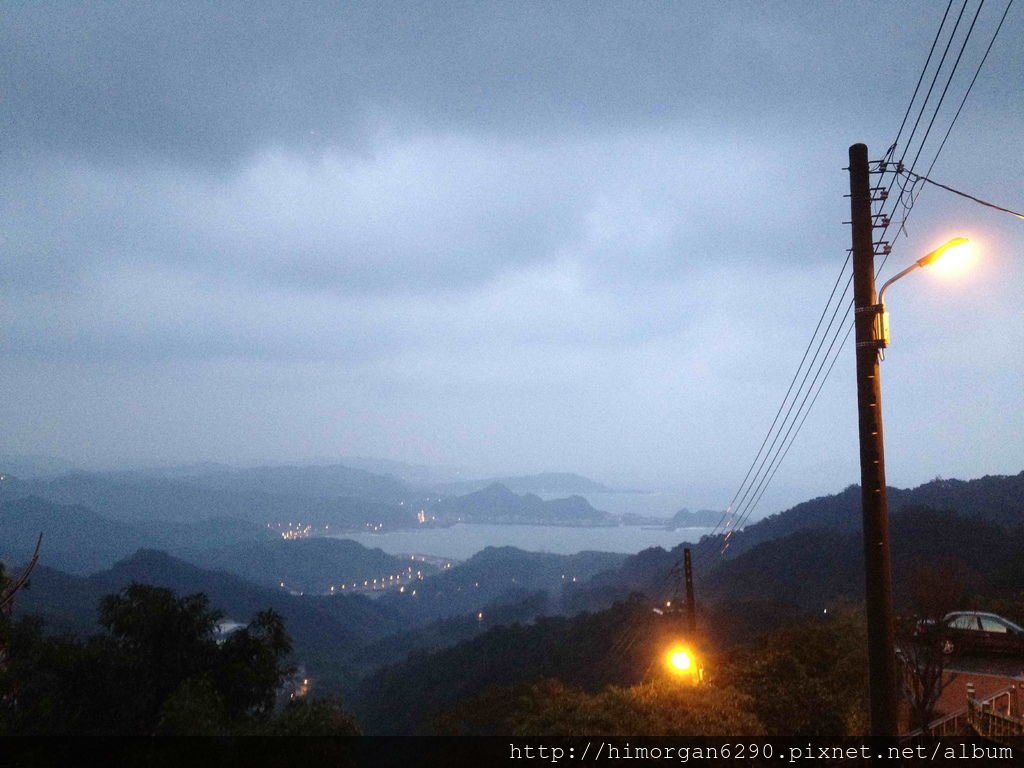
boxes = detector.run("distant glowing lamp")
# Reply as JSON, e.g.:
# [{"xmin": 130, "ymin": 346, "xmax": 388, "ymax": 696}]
[
  {"xmin": 665, "ymin": 644, "xmax": 705, "ymax": 686},
  {"xmin": 668, "ymin": 648, "xmax": 692, "ymax": 672}
]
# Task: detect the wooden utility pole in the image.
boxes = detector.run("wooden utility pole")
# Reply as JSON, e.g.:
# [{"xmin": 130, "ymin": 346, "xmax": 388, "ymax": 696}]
[
  {"xmin": 848, "ymin": 142, "xmax": 898, "ymax": 738},
  {"xmin": 683, "ymin": 548, "xmax": 697, "ymax": 634}
]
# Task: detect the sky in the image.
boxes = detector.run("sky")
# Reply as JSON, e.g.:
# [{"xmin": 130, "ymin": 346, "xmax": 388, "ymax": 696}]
[{"xmin": 2, "ymin": 1, "xmax": 1022, "ymax": 514}]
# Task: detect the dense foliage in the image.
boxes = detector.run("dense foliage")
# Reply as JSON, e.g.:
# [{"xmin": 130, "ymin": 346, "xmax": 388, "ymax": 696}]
[
  {"xmin": 717, "ymin": 611, "xmax": 868, "ymax": 739},
  {"xmin": 438, "ymin": 678, "xmax": 764, "ymax": 736},
  {"xmin": 0, "ymin": 583, "xmax": 357, "ymax": 736}
]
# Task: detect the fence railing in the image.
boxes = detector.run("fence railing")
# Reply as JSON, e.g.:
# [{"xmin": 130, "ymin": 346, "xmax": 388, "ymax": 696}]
[
  {"xmin": 904, "ymin": 684, "xmax": 1019, "ymax": 741},
  {"xmin": 966, "ymin": 683, "xmax": 1023, "ymax": 744}
]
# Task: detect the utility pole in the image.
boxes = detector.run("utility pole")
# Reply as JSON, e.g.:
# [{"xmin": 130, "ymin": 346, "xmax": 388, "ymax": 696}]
[
  {"xmin": 848, "ymin": 143, "xmax": 897, "ymax": 738},
  {"xmin": 683, "ymin": 548, "xmax": 697, "ymax": 634}
]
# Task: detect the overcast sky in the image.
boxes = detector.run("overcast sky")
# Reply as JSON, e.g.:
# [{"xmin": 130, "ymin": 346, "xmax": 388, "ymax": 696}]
[{"xmin": 2, "ymin": 1, "xmax": 1021, "ymax": 513}]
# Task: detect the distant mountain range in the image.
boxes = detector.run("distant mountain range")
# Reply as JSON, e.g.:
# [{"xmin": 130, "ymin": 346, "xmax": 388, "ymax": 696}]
[
  {"xmin": 567, "ymin": 471, "xmax": 1024, "ymax": 613},
  {"xmin": 0, "ymin": 454, "xmax": 79, "ymax": 479},
  {"xmin": 0, "ymin": 475, "xmax": 623, "ymax": 533},
  {"xmin": 701, "ymin": 471, "xmax": 1024, "ymax": 561},
  {"xmin": 0, "ymin": 495, "xmax": 274, "ymax": 574},
  {"xmin": 9, "ymin": 543, "xmax": 627, "ymax": 697},
  {"xmin": 0, "ymin": 462, "xmax": 625, "ymax": 530},
  {"xmin": 0, "ymin": 471, "xmax": 421, "ymax": 528},
  {"xmin": 13, "ymin": 548, "xmax": 405, "ymax": 692}
]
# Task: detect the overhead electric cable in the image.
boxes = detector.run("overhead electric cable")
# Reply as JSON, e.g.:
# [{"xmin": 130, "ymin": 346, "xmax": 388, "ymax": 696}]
[
  {"xmin": 722, "ymin": 270, "xmax": 854, "ymax": 541},
  {"xmin": 702, "ymin": 0, "xmax": 1004, "ymax": 569},
  {"xmin": 889, "ymin": 0, "xmax": 957, "ymax": 155},
  {"xmin": 904, "ymin": 0, "xmax": 987, "ymax": 181},
  {"xmin": 902, "ymin": 168, "xmax": 1024, "ymax": 219},
  {"xmin": 728, "ymin": 319, "xmax": 855, "ymax": 536},
  {"xmin": 921, "ymin": 0, "xmax": 1014, "ymax": 179},
  {"xmin": 709, "ymin": 254, "xmax": 852, "ymax": 536},
  {"xmin": 893, "ymin": 0, "xmax": 973, "ymax": 224}
]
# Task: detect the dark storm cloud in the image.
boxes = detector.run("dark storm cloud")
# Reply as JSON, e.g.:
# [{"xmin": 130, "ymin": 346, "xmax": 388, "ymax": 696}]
[
  {"xmin": 2, "ymin": 1, "xmax": 1021, "ymax": 500},
  {"xmin": 2, "ymin": 129, "xmax": 832, "ymax": 311},
  {"xmin": 3, "ymin": 1, "xmax": 899, "ymax": 166}
]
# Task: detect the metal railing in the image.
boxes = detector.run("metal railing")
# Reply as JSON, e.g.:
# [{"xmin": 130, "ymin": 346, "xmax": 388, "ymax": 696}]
[
  {"xmin": 904, "ymin": 684, "xmax": 1019, "ymax": 741},
  {"xmin": 966, "ymin": 683, "xmax": 1023, "ymax": 743}
]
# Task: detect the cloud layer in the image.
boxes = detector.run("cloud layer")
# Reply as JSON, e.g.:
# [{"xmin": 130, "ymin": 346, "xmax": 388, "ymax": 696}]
[{"xmin": 3, "ymin": 1, "xmax": 1022, "ymax": 511}]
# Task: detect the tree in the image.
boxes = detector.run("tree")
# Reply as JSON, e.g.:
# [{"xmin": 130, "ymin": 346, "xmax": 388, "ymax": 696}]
[
  {"xmin": 214, "ymin": 609, "xmax": 292, "ymax": 719},
  {"xmin": 156, "ymin": 677, "xmax": 228, "ymax": 736},
  {"xmin": 2, "ymin": 583, "xmax": 303, "ymax": 735},
  {"xmin": 99, "ymin": 584, "xmax": 222, "ymax": 726},
  {"xmin": 896, "ymin": 558, "xmax": 967, "ymax": 732},
  {"xmin": 266, "ymin": 697, "xmax": 361, "ymax": 737},
  {"xmin": 719, "ymin": 610, "xmax": 868, "ymax": 739},
  {"xmin": 437, "ymin": 678, "xmax": 764, "ymax": 736}
]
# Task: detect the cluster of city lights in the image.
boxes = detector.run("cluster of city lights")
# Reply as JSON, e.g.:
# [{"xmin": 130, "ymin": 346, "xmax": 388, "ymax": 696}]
[{"xmin": 267, "ymin": 521, "xmax": 318, "ymax": 540}]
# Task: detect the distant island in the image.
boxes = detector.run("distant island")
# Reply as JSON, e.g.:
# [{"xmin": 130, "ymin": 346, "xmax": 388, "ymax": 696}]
[
  {"xmin": 432, "ymin": 483, "xmax": 616, "ymax": 527},
  {"xmin": 432, "ymin": 472, "xmax": 617, "ymax": 497}
]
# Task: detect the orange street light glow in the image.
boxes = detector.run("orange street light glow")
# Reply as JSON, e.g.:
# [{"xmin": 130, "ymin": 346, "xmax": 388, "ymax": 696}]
[
  {"xmin": 917, "ymin": 237, "xmax": 973, "ymax": 275},
  {"xmin": 667, "ymin": 647, "xmax": 692, "ymax": 673},
  {"xmin": 877, "ymin": 236, "xmax": 974, "ymax": 310}
]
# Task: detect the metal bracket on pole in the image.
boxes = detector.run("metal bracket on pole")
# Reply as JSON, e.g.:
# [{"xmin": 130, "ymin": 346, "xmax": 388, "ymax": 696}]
[{"xmin": 854, "ymin": 304, "xmax": 889, "ymax": 349}]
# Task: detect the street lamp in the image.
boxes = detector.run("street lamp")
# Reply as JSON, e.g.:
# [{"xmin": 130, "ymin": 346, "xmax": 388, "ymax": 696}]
[
  {"xmin": 847, "ymin": 143, "xmax": 974, "ymax": 738},
  {"xmin": 664, "ymin": 644, "xmax": 703, "ymax": 685},
  {"xmin": 872, "ymin": 238, "xmax": 973, "ymax": 350}
]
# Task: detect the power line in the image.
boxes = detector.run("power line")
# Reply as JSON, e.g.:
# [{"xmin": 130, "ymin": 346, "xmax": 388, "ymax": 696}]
[
  {"xmin": 701, "ymin": 0, "xmax": 1003, "ymax": 567},
  {"xmin": 732, "ymin": 319, "xmax": 856, "ymax": 535},
  {"xmin": 902, "ymin": 167, "xmax": 1024, "ymax": 219},
  {"xmin": 888, "ymin": 0, "xmax": 957, "ymax": 157},
  {"xmin": 892, "ymin": 0, "xmax": 973, "ymax": 231},
  {"xmin": 922, "ymin": 0, "xmax": 1015, "ymax": 179},
  {"xmin": 712, "ymin": 255, "xmax": 852, "ymax": 535},
  {"xmin": 725, "ymin": 296, "xmax": 855, "ymax": 538},
  {"xmin": 886, "ymin": 0, "xmax": 1010, "ymax": 250},
  {"xmin": 724, "ymin": 277, "xmax": 853, "ymax": 539},
  {"xmin": 905, "ymin": 0, "xmax": 986, "ymax": 176}
]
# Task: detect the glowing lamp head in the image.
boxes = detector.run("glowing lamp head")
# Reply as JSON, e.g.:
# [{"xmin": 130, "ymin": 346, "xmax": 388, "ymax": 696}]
[
  {"xmin": 667, "ymin": 647, "xmax": 693, "ymax": 673},
  {"xmin": 916, "ymin": 237, "xmax": 972, "ymax": 273}
]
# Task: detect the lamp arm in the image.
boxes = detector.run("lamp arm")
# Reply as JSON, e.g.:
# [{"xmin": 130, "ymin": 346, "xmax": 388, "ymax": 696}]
[{"xmin": 877, "ymin": 262, "xmax": 921, "ymax": 306}]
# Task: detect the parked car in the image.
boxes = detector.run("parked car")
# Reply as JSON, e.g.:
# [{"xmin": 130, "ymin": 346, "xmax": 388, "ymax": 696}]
[{"xmin": 916, "ymin": 611, "xmax": 1024, "ymax": 656}]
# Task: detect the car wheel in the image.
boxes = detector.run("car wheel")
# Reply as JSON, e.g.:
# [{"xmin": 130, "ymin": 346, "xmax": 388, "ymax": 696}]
[{"xmin": 941, "ymin": 639, "xmax": 955, "ymax": 655}]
